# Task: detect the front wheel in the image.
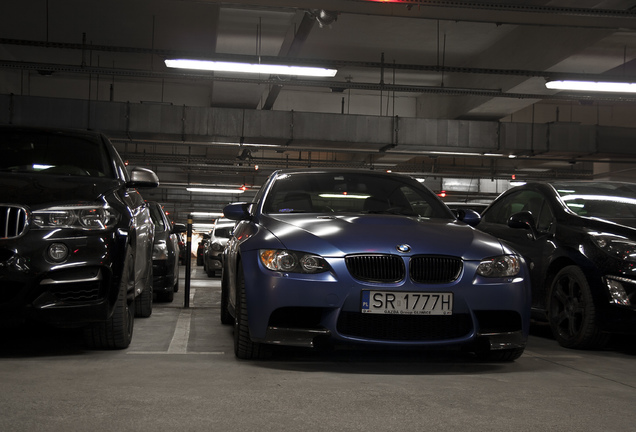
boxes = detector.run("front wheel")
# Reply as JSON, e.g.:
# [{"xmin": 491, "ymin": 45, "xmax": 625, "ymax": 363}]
[
  {"xmin": 234, "ymin": 261, "xmax": 271, "ymax": 359},
  {"xmin": 547, "ymin": 265, "xmax": 609, "ymax": 349},
  {"xmin": 135, "ymin": 283, "xmax": 153, "ymax": 318},
  {"xmin": 84, "ymin": 253, "xmax": 135, "ymax": 349}
]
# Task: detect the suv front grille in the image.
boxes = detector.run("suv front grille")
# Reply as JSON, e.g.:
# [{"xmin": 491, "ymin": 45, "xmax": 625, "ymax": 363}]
[{"xmin": 0, "ymin": 205, "xmax": 28, "ymax": 239}]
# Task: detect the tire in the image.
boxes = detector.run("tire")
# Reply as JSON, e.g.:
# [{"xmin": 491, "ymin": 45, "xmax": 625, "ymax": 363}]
[
  {"xmin": 135, "ymin": 282, "xmax": 153, "ymax": 318},
  {"xmin": 234, "ymin": 261, "xmax": 271, "ymax": 359},
  {"xmin": 220, "ymin": 269, "xmax": 233, "ymax": 325},
  {"xmin": 547, "ymin": 265, "xmax": 609, "ymax": 349},
  {"xmin": 84, "ymin": 253, "xmax": 135, "ymax": 349},
  {"xmin": 157, "ymin": 289, "xmax": 174, "ymax": 303},
  {"xmin": 206, "ymin": 261, "xmax": 215, "ymax": 278}
]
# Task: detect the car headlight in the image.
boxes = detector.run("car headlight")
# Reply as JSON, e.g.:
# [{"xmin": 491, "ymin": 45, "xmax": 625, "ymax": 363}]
[
  {"xmin": 476, "ymin": 255, "xmax": 521, "ymax": 278},
  {"xmin": 153, "ymin": 240, "xmax": 168, "ymax": 260},
  {"xmin": 33, "ymin": 204, "xmax": 119, "ymax": 230},
  {"xmin": 259, "ymin": 249, "xmax": 331, "ymax": 274},
  {"xmin": 212, "ymin": 242, "xmax": 223, "ymax": 251},
  {"xmin": 592, "ymin": 234, "xmax": 636, "ymax": 263}
]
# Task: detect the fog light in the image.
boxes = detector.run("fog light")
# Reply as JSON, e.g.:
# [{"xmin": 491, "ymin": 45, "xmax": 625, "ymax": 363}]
[
  {"xmin": 47, "ymin": 243, "xmax": 69, "ymax": 262},
  {"xmin": 605, "ymin": 277, "xmax": 631, "ymax": 306}
]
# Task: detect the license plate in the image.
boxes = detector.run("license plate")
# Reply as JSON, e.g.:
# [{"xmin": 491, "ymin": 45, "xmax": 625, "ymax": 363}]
[{"xmin": 361, "ymin": 291, "xmax": 453, "ymax": 315}]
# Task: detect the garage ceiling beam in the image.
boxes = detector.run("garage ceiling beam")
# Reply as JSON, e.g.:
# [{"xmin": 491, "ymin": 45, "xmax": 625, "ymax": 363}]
[{"xmin": 207, "ymin": 0, "xmax": 636, "ymax": 29}]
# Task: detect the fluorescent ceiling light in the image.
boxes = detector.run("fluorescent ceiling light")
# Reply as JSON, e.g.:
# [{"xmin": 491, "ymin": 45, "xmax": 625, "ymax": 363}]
[
  {"xmin": 319, "ymin": 193, "xmax": 371, "ymax": 199},
  {"xmin": 191, "ymin": 212, "xmax": 224, "ymax": 217},
  {"xmin": 193, "ymin": 223, "xmax": 215, "ymax": 230},
  {"xmin": 546, "ymin": 80, "xmax": 636, "ymax": 93},
  {"xmin": 187, "ymin": 187, "xmax": 244, "ymax": 194},
  {"xmin": 165, "ymin": 59, "xmax": 337, "ymax": 77}
]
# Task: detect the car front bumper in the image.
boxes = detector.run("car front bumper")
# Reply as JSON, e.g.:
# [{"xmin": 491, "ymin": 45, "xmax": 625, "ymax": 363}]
[
  {"xmin": 241, "ymin": 251, "xmax": 531, "ymax": 350},
  {"xmin": 0, "ymin": 230, "xmax": 125, "ymax": 327}
]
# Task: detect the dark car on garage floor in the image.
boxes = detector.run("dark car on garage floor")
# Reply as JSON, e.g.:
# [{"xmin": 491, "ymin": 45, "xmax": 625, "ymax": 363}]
[
  {"xmin": 476, "ymin": 180, "xmax": 636, "ymax": 349},
  {"xmin": 221, "ymin": 168, "xmax": 531, "ymax": 361},
  {"xmin": 203, "ymin": 218, "xmax": 234, "ymax": 277},
  {"xmin": 148, "ymin": 202, "xmax": 186, "ymax": 302},
  {"xmin": 0, "ymin": 125, "xmax": 159, "ymax": 349}
]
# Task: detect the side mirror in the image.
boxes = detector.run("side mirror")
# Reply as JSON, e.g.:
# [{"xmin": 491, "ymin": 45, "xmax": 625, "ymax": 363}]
[
  {"xmin": 172, "ymin": 223, "xmax": 187, "ymax": 234},
  {"xmin": 128, "ymin": 167, "xmax": 159, "ymax": 188},
  {"xmin": 455, "ymin": 208, "xmax": 481, "ymax": 227},
  {"xmin": 508, "ymin": 211, "xmax": 539, "ymax": 239},
  {"xmin": 224, "ymin": 202, "xmax": 251, "ymax": 221}
]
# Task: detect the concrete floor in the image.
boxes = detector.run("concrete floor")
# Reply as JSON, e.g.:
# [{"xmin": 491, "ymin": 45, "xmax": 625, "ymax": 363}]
[{"xmin": 1, "ymin": 265, "xmax": 635, "ymax": 432}]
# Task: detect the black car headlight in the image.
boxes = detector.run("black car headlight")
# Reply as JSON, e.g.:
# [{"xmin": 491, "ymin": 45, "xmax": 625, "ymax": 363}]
[
  {"xmin": 33, "ymin": 205, "xmax": 119, "ymax": 230},
  {"xmin": 592, "ymin": 234, "xmax": 636, "ymax": 263},
  {"xmin": 476, "ymin": 255, "xmax": 521, "ymax": 278},
  {"xmin": 259, "ymin": 249, "xmax": 331, "ymax": 274}
]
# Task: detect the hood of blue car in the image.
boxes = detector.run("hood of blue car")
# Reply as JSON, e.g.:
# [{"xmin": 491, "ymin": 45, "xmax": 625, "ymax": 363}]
[
  {"xmin": 260, "ymin": 213, "xmax": 505, "ymax": 260},
  {"xmin": 0, "ymin": 172, "xmax": 121, "ymax": 209}
]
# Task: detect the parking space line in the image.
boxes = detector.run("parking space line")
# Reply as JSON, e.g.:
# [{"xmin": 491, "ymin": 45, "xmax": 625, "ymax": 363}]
[{"xmin": 168, "ymin": 308, "xmax": 192, "ymax": 353}]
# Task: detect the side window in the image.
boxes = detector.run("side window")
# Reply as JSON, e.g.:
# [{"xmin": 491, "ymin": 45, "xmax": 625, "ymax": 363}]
[
  {"xmin": 482, "ymin": 190, "xmax": 547, "ymax": 226},
  {"xmin": 536, "ymin": 202, "xmax": 554, "ymax": 232}
]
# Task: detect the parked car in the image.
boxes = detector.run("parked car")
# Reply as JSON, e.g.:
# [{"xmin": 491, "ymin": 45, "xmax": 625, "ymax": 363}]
[
  {"xmin": 0, "ymin": 125, "xmax": 159, "ymax": 349},
  {"xmin": 476, "ymin": 180, "xmax": 636, "ymax": 349},
  {"xmin": 221, "ymin": 169, "xmax": 531, "ymax": 361},
  {"xmin": 196, "ymin": 233, "xmax": 209, "ymax": 266},
  {"xmin": 203, "ymin": 218, "xmax": 235, "ymax": 277},
  {"xmin": 148, "ymin": 202, "xmax": 186, "ymax": 302},
  {"xmin": 177, "ymin": 233, "xmax": 187, "ymax": 265},
  {"xmin": 446, "ymin": 201, "xmax": 490, "ymax": 215}
]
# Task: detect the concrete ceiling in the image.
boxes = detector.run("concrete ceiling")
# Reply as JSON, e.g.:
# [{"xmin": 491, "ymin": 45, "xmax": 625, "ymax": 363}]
[{"xmin": 2, "ymin": 0, "xmax": 636, "ymax": 224}]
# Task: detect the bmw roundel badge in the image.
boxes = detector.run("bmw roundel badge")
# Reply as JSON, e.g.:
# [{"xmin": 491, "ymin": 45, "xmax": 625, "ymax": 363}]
[{"xmin": 396, "ymin": 244, "xmax": 411, "ymax": 253}]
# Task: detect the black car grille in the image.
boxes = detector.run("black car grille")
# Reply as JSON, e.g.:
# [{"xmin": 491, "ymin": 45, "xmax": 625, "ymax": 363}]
[
  {"xmin": 337, "ymin": 311, "xmax": 472, "ymax": 341},
  {"xmin": 410, "ymin": 255, "xmax": 463, "ymax": 284},
  {"xmin": 346, "ymin": 254, "xmax": 405, "ymax": 283},
  {"xmin": 0, "ymin": 205, "xmax": 28, "ymax": 239},
  {"xmin": 345, "ymin": 254, "xmax": 463, "ymax": 284}
]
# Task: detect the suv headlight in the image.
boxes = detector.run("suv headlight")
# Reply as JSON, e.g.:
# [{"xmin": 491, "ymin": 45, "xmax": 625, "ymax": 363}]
[
  {"xmin": 259, "ymin": 249, "xmax": 331, "ymax": 274},
  {"xmin": 33, "ymin": 205, "xmax": 119, "ymax": 230},
  {"xmin": 592, "ymin": 233, "xmax": 636, "ymax": 263},
  {"xmin": 476, "ymin": 255, "xmax": 521, "ymax": 278}
]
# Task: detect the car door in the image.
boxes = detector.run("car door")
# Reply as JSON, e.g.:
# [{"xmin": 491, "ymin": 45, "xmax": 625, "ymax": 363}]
[{"xmin": 478, "ymin": 189, "xmax": 557, "ymax": 310}]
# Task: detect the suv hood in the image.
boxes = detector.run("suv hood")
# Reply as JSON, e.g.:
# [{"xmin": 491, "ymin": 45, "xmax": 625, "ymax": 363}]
[{"xmin": 259, "ymin": 213, "xmax": 507, "ymax": 261}]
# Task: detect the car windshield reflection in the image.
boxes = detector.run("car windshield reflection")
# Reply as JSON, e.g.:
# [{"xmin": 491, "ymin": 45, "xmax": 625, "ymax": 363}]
[
  {"xmin": 556, "ymin": 183, "xmax": 636, "ymax": 225},
  {"xmin": 262, "ymin": 171, "xmax": 452, "ymax": 219},
  {"xmin": 0, "ymin": 129, "xmax": 113, "ymax": 177}
]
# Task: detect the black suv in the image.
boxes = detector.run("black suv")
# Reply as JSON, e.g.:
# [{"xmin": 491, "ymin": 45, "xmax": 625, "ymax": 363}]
[{"xmin": 0, "ymin": 125, "xmax": 159, "ymax": 349}]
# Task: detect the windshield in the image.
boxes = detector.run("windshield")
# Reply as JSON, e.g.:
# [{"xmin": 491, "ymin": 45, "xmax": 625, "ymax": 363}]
[
  {"xmin": 0, "ymin": 130, "xmax": 114, "ymax": 177},
  {"xmin": 555, "ymin": 182, "xmax": 636, "ymax": 225},
  {"xmin": 263, "ymin": 171, "xmax": 453, "ymax": 219}
]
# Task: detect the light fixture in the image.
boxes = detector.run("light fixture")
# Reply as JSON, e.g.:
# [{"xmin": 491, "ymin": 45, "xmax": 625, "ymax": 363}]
[
  {"xmin": 546, "ymin": 80, "xmax": 636, "ymax": 93},
  {"xmin": 191, "ymin": 212, "xmax": 224, "ymax": 218},
  {"xmin": 187, "ymin": 187, "xmax": 245, "ymax": 194},
  {"xmin": 165, "ymin": 59, "xmax": 337, "ymax": 77},
  {"xmin": 319, "ymin": 193, "xmax": 370, "ymax": 199}
]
